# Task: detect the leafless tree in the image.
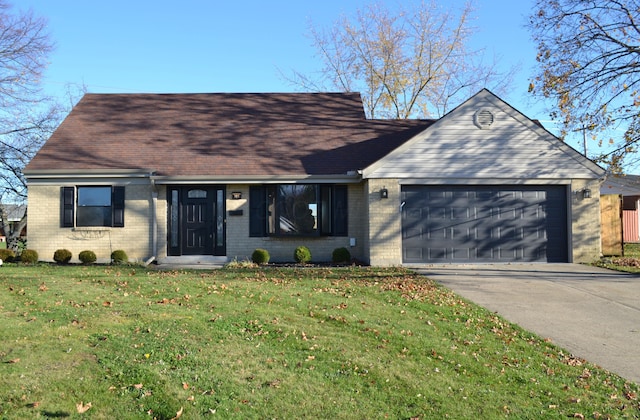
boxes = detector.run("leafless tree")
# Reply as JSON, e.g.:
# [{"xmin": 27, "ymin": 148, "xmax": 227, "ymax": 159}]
[
  {"xmin": 288, "ymin": 1, "xmax": 513, "ymax": 119},
  {"xmin": 528, "ymin": 0, "xmax": 640, "ymax": 173},
  {"xmin": 0, "ymin": 1, "xmax": 59, "ymax": 251}
]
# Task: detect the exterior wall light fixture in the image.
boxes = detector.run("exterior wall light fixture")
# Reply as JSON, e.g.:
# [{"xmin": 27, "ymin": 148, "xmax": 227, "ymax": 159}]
[
  {"xmin": 380, "ymin": 187, "xmax": 389, "ymax": 199},
  {"xmin": 575, "ymin": 188, "xmax": 592, "ymax": 199}
]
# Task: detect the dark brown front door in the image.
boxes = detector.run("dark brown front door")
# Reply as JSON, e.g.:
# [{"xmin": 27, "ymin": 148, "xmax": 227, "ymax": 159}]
[{"xmin": 168, "ymin": 186, "xmax": 226, "ymax": 256}]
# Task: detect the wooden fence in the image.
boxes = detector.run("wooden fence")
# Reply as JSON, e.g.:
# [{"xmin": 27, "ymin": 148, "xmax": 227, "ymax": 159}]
[{"xmin": 600, "ymin": 194, "xmax": 623, "ymax": 256}]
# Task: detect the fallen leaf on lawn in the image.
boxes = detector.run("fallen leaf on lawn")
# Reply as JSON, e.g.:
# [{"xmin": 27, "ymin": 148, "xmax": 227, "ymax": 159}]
[
  {"xmin": 76, "ymin": 401, "xmax": 92, "ymax": 413},
  {"xmin": 187, "ymin": 395, "xmax": 195, "ymax": 401},
  {"xmin": 268, "ymin": 379, "xmax": 281, "ymax": 388},
  {"xmin": 170, "ymin": 407, "xmax": 183, "ymax": 419},
  {"xmin": 7, "ymin": 358, "xmax": 20, "ymax": 364},
  {"xmin": 306, "ymin": 355, "xmax": 315, "ymax": 361},
  {"xmin": 38, "ymin": 283, "xmax": 48, "ymax": 292},
  {"xmin": 102, "ymin": 301, "xmax": 112, "ymax": 307},
  {"xmin": 182, "ymin": 382, "xmax": 189, "ymax": 390},
  {"xmin": 133, "ymin": 383, "xmax": 143, "ymax": 389}
]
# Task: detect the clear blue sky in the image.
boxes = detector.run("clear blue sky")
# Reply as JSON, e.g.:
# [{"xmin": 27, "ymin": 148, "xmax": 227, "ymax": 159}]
[{"xmin": 19, "ymin": 0, "xmax": 585, "ymax": 150}]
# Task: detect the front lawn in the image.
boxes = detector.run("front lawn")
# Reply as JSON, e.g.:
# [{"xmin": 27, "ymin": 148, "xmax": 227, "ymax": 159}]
[
  {"xmin": 595, "ymin": 243, "xmax": 640, "ymax": 273},
  {"xmin": 0, "ymin": 265, "xmax": 638, "ymax": 419}
]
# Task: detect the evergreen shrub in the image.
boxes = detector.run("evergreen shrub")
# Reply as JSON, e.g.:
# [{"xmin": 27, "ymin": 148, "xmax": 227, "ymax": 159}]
[
  {"xmin": 54, "ymin": 249, "xmax": 72, "ymax": 264},
  {"xmin": 294, "ymin": 246, "xmax": 311, "ymax": 264}
]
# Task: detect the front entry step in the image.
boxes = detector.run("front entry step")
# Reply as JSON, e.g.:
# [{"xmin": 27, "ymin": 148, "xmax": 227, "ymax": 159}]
[{"xmin": 158, "ymin": 256, "xmax": 227, "ymax": 267}]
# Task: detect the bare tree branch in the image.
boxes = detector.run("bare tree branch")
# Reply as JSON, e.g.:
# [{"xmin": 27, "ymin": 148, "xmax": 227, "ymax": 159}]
[
  {"xmin": 284, "ymin": 1, "xmax": 514, "ymax": 119},
  {"xmin": 529, "ymin": 0, "xmax": 640, "ymax": 173},
  {"xmin": 0, "ymin": 1, "xmax": 58, "ymax": 251}
]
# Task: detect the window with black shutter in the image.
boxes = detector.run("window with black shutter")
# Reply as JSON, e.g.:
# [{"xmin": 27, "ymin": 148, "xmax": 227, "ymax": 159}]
[
  {"xmin": 60, "ymin": 186, "xmax": 125, "ymax": 228},
  {"xmin": 61, "ymin": 187, "xmax": 74, "ymax": 227},
  {"xmin": 249, "ymin": 184, "xmax": 347, "ymax": 237},
  {"xmin": 332, "ymin": 186, "xmax": 348, "ymax": 236},
  {"xmin": 112, "ymin": 186, "xmax": 125, "ymax": 227},
  {"xmin": 249, "ymin": 186, "xmax": 266, "ymax": 237}
]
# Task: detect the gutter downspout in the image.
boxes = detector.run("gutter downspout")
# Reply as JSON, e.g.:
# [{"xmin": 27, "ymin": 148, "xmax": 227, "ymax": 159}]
[{"xmin": 145, "ymin": 173, "xmax": 158, "ymax": 266}]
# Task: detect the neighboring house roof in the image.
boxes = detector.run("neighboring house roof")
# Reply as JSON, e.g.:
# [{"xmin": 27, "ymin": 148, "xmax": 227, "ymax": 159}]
[
  {"xmin": 601, "ymin": 174, "xmax": 640, "ymax": 196},
  {"xmin": 0, "ymin": 204, "xmax": 26, "ymax": 222},
  {"xmin": 24, "ymin": 93, "xmax": 433, "ymax": 179}
]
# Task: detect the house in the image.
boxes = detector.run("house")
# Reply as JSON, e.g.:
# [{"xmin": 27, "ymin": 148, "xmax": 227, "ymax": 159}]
[
  {"xmin": 601, "ymin": 174, "xmax": 640, "ymax": 243},
  {"xmin": 0, "ymin": 204, "xmax": 27, "ymax": 246},
  {"xmin": 24, "ymin": 89, "xmax": 605, "ymax": 266}
]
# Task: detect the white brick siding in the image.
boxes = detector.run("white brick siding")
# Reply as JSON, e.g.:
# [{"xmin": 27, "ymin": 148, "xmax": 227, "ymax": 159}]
[
  {"xmin": 28, "ymin": 184, "xmax": 154, "ymax": 263},
  {"xmin": 224, "ymin": 184, "xmax": 365, "ymax": 263},
  {"xmin": 27, "ymin": 179, "xmax": 601, "ymax": 266}
]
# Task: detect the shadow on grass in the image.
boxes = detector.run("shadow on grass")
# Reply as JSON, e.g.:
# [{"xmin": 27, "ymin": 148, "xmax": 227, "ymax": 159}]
[{"xmin": 40, "ymin": 410, "xmax": 70, "ymax": 417}]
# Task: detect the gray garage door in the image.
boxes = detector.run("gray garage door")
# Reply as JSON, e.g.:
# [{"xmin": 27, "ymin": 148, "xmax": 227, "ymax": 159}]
[{"xmin": 402, "ymin": 185, "xmax": 568, "ymax": 263}]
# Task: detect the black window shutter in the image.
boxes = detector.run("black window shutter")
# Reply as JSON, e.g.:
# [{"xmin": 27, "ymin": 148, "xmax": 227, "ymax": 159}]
[
  {"xmin": 112, "ymin": 186, "xmax": 125, "ymax": 227},
  {"xmin": 249, "ymin": 186, "xmax": 266, "ymax": 237},
  {"xmin": 61, "ymin": 187, "xmax": 75, "ymax": 227},
  {"xmin": 333, "ymin": 186, "xmax": 348, "ymax": 236}
]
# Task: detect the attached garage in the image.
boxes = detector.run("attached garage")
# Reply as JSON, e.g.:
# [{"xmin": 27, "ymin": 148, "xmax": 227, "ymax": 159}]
[
  {"xmin": 362, "ymin": 90, "xmax": 606, "ymax": 265},
  {"xmin": 401, "ymin": 185, "xmax": 568, "ymax": 263}
]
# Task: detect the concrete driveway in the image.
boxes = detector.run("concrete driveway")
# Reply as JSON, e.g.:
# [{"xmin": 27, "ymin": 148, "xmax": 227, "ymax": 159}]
[{"xmin": 412, "ymin": 264, "xmax": 640, "ymax": 384}]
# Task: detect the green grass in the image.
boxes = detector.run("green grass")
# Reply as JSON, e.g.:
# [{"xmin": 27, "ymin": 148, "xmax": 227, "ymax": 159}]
[
  {"xmin": 0, "ymin": 265, "xmax": 638, "ymax": 419},
  {"xmin": 595, "ymin": 243, "xmax": 640, "ymax": 273},
  {"xmin": 624, "ymin": 243, "xmax": 640, "ymax": 258}
]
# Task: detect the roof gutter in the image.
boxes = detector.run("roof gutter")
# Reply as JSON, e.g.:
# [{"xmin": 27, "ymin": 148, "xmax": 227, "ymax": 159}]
[
  {"xmin": 24, "ymin": 169, "xmax": 155, "ymax": 180},
  {"xmin": 150, "ymin": 173, "xmax": 363, "ymax": 184},
  {"xmin": 24, "ymin": 170, "xmax": 363, "ymax": 184}
]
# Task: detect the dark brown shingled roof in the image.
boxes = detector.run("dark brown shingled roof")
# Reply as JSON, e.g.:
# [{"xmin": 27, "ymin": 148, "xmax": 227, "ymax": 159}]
[{"xmin": 25, "ymin": 93, "xmax": 433, "ymax": 177}]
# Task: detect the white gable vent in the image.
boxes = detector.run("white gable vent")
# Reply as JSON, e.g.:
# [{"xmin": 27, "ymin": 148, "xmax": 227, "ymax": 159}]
[{"xmin": 474, "ymin": 109, "xmax": 495, "ymax": 129}]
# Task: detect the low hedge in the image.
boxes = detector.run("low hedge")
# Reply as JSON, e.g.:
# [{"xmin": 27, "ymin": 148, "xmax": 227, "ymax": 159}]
[
  {"xmin": 252, "ymin": 248, "xmax": 270, "ymax": 265},
  {"xmin": 0, "ymin": 248, "xmax": 15, "ymax": 262},
  {"xmin": 111, "ymin": 250, "xmax": 128, "ymax": 265},
  {"xmin": 79, "ymin": 250, "xmax": 97, "ymax": 264},
  {"xmin": 20, "ymin": 249, "xmax": 39, "ymax": 264},
  {"xmin": 294, "ymin": 246, "xmax": 312, "ymax": 264},
  {"xmin": 54, "ymin": 249, "xmax": 72, "ymax": 264},
  {"xmin": 332, "ymin": 247, "xmax": 351, "ymax": 264}
]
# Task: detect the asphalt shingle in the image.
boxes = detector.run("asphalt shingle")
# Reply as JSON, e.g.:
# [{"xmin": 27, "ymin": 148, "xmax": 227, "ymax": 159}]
[{"xmin": 25, "ymin": 93, "xmax": 433, "ymax": 177}]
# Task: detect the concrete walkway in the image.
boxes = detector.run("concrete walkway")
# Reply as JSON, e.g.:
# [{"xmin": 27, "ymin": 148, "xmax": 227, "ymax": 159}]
[{"xmin": 412, "ymin": 264, "xmax": 640, "ymax": 384}]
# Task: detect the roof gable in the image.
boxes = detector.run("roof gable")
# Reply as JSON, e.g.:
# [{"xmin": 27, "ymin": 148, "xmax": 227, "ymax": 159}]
[
  {"xmin": 25, "ymin": 93, "xmax": 431, "ymax": 179},
  {"xmin": 363, "ymin": 89, "xmax": 605, "ymax": 180}
]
